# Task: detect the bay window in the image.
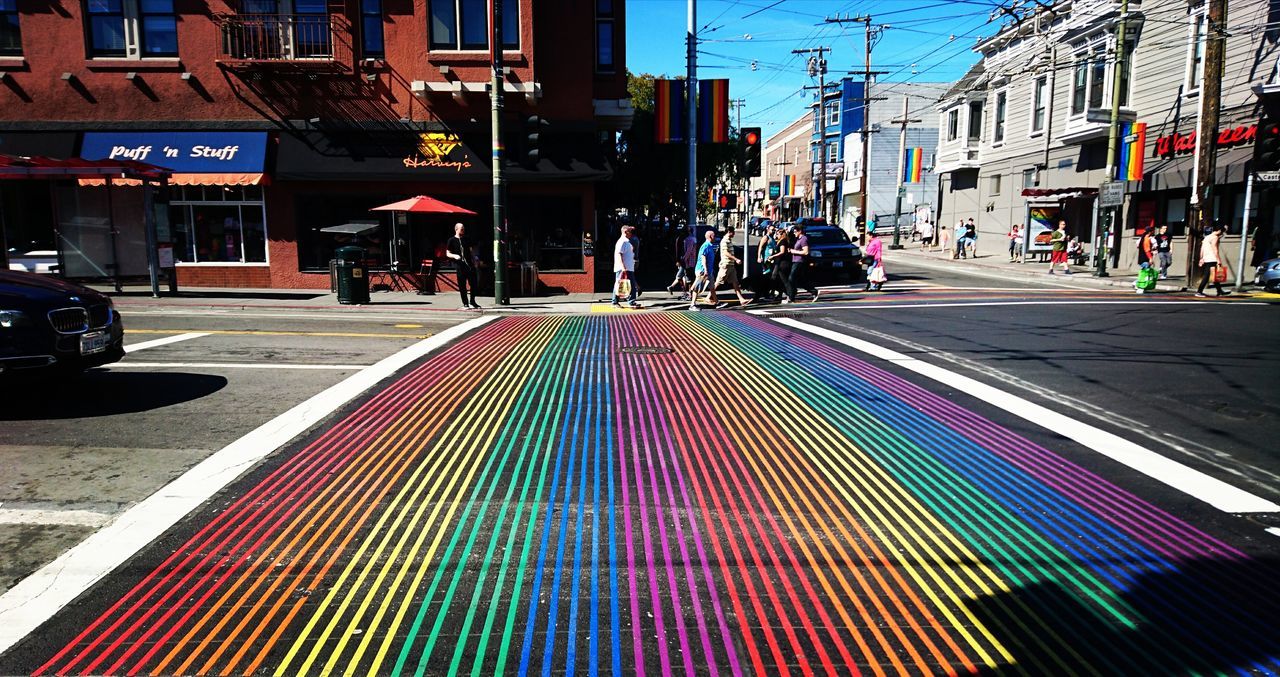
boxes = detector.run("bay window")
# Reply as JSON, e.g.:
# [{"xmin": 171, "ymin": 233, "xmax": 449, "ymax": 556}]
[
  {"xmin": 430, "ymin": 0, "xmax": 519, "ymax": 51},
  {"xmin": 1071, "ymin": 58, "xmax": 1087, "ymax": 114},
  {"xmin": 967, "ymin": 100, "xmax": 983, "ymax": 143},
  {"xmin": 994, "ymin": 90, "xmax": 1007, "ymax": 143}
]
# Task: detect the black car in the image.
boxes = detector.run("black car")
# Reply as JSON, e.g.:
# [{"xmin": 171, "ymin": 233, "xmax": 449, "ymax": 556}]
[
  {"xmin": 0, "ymin": 270, "xmax": 124, "ymax": 375},
  {"xmin": 800, "ymin": 225, "xmax": 862, "ymax": 284}
]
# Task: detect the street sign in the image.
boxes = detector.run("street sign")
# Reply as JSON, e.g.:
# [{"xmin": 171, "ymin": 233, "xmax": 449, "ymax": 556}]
[
  {"xmin": 1099, "ymin": 181, "xmax": 1126, "ymax": 207},
  {"xmin": 1256, "ymin": 171, "xmax": 1280, "ymax": 182}
]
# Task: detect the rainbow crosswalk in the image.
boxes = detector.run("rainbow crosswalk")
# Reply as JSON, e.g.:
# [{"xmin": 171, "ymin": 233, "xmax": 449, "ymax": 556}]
[{"xmin": 31, "ymin": 314, "xmax": 1279, "ymax": 676}]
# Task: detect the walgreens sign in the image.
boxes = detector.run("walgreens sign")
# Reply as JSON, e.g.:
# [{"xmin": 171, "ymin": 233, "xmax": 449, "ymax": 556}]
[{"xmin": 1154, "ymin": 124, "xmax": 1256, "ymax": 157}]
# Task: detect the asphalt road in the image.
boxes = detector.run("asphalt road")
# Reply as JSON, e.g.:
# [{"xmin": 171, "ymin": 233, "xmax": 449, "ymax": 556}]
[{"xmin": 1, "ymin": 268, "xmax": 1277, "ymax": 675}]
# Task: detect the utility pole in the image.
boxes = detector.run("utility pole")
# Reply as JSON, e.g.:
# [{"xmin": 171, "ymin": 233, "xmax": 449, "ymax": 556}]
[
  {"xmin": 1098, "ymin": 0, "xmax": 1129, "ymax": 278},
  {"xmin": 826, "ymin": 14, "xmax": 882, "ymax": 243},
  {"xmin": 794, "ymin": 47, "xmax": 829, "ymax": 221},
  {"xmin": 1188, "ymin": 0, "xmax": 1226, "ymax": 286},
  {"xmin": 489, "ymin": 0, "xmax": 507, "ymax": 304},
  {"xmin": 891, "ymin": 96, "xmax": 921, "ymax": 250},
  {"xmin": 730, "ymin": 97, "xmax": 749, "ymax": 277},
  {"xmin": 687, "ymin": 0, "xmax": 698, "ymax": 230}
]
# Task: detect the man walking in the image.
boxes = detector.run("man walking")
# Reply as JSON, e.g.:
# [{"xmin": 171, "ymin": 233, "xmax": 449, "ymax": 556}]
[
  {"xmin": 1155, "ymin": 224, "xmax": 1174, "ymax": 279},
  {"xmin": 612, "ymin": 224, "xmax": 640, "ymax": 308},
  {"xmin": 689, "ymin": 228, "xmax": 718, "ymax": 310},
  {"xmin": 713, "ymin": 226, "xmax": 752, "ymax": 309},
  {"xmin": 1047, "ymin": 220, "xmax": 1071, "ymax": 274},
  {"xmin": 787, "ymin": 223, "xmax": 819, "ymax": 302},
  {"xmin": 446, "ymin": 222, "xmax": 481, "ymax": 309}
]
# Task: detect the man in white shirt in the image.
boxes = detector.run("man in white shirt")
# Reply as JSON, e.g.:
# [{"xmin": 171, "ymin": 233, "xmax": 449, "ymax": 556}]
[{"xmin": 613, "ymin": 225, "xmax": 640, "ymax": 308}]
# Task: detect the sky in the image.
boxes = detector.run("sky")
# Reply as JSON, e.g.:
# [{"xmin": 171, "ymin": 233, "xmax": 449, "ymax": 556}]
[{"xmin": 625, "ymin": 0, "xmax": 1004, "ymax": 139}]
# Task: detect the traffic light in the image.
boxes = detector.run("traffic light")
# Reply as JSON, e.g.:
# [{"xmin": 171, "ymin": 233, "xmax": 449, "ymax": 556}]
[
  {"xmin": 1255, "ymin": 117, "xmax": 1280, "ymax": 173},
  {"xmin": 524, "ymin": 115, "xmax": 548, "ymax": 166},
  {"xmin": 718, "ymin": 193, "xmax": 738, "ymax": 210},
  {"xmin": 741, "ymin": 127, "xmax": 761, "ymax": 177}
]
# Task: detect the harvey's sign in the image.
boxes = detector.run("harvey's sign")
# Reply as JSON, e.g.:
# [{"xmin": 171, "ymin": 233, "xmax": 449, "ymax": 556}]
[{"xmin": 81, "ymin": 132, "xmax": 268, "ymax": 173}]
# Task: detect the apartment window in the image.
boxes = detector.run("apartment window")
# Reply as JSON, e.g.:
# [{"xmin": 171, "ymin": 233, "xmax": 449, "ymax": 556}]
[
  {"xmin": 361, "ymin": 0, "xmax": 383, "ymax": 56},
  {"xmin": 990, "ymin": 174, "xmax": 1002, "ymax": 195},
  {"xmin": 827, "ymin": 101, "xmax": 839, "ymax": 127},
  {"xmin": 1089, "ymin": 49, "xmax": 1105, "ymax": 109},
  {"xmin": 1071, "ymin": 58, "xmax": 1087, "ymax": 114},
  {"xmin": 1022, "ymin": 167, "xmax": 1038, "ymax": 189},
  {"xmin": 86, "ymin": 0, "xmax": 126, "ymax": 56},
  {"xmin": 139, "ymin": 0, "xmax": 177, "ymax": 56},
  {"xmin": 596, "ymin": 0, "xmax": 614, "ymax": 72},
  {"xmin": 827, "ymin": 143, "xmax": 838, "ymax": 163},
  {"xmin": 431, "ymin": 0, "xmax": 518, "ymax": 51},
  {"xmin": 947, "ymin": 109, "xmax": 959, "ymax": 141},
  {"xmin": 967, "ymin": 100, "xmax": 983, "ymax": 142},
  {"xmin": 993, "ymin": 91, "xmax": 1007, "ymax": 143},
  {"xmin": 1117, "ymin": 41, "xmax": 1134, "ymax": 106},
  {"xmin": 0, "ymin": 0, "xmax": 20, "ymax": 55},
  {"xmin": 168, "ymin": 186, "xmax": 268, "ymax": 264},
  {"xmin": 1032, "ymin": 76, "xmax": 1047, "ymax": 132},
  {"xmin": 1188, "ymin": 10, "xmax": 1207, "ymax": 91}
]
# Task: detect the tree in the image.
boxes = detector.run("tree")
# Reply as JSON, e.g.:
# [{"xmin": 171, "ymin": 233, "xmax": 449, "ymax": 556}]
[{"xmin": 607, "ymin": 71, "xmax": 743, "ymax": 226}]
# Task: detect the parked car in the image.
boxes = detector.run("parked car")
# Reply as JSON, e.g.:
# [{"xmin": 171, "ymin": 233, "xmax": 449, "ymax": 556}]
[
  {"xmin": 1254, "ymin": 257, "xmax": 1280, "ymax": 292},
  {"xmin": 802, "ymin": 225, "xmax": 863, "ymax": 284},
  {"xmin": 7, "ymin": 249, "xmax": 61, "ymax": 275},
  {"xmin": 0, "ymin": 270, "xmax": 124, "ymax": 376}
]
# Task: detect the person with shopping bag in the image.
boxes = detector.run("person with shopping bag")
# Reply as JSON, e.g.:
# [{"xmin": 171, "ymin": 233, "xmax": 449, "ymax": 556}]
[
  {"xmin": 864, "ymin": 227, "xmax": 887, "ymax": 291},
  {"xmin": 612, "ymin": 225, "xmax": 641, "ymax": 308}
]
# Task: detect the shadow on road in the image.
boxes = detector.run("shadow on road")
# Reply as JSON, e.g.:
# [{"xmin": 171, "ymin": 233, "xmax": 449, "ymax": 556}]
[
  {"xmin": 969, "ymin": 555, "xmax": 1280, "ymax": 674},
  {"xmin": 1, "ymin": 372, "xmax": 228, "ymax": 420}
]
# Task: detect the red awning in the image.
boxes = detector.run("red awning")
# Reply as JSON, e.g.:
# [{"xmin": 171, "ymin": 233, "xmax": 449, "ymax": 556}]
[
  {"xmin": 76, "ymin": 172, "xmax": 267, "ymax": 187},
  {"xmin": 0, "ymin": 154, "xmax": 171, "ymax": 180},
  {"xmin": 1021, "ymin": 187, "xmax": 1099, "ymax": 197}
]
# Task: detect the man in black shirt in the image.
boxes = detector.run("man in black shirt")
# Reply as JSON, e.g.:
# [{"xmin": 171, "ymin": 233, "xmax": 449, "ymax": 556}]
[
  {"xmin": 446, "ymin": 222, "xmax": 481, "ymax": 309},
  {"xmin": 1154, "ymin": 224, "xmax": 1174, "ymax": 279}
]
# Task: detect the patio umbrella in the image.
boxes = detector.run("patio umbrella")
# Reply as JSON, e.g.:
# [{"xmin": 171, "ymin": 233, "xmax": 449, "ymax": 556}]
[{"xmin": 370, "ymin": 195, "xmax": 476, "ymax": 214}]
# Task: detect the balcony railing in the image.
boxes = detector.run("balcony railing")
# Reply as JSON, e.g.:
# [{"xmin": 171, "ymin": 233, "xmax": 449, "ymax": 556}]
[{"xmin": 217, "ymin": 14, "xmax": 343, "ymax": 63}]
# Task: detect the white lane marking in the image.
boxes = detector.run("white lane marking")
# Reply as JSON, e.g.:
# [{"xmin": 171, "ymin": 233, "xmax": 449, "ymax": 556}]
[
  {"xmin": 119, "ymin": 309, "xmax": 451, "ymax": 322},
  {"xmin": 1267, "ymin": 528, "xmax": 1280, "ymax": 539},
  {"xmin": 773, "ymin": 317, "xmax": 1280, "ymax": 514},
  {"xmin": 754, "ymin": 300, "xmax": 1264, "ymax": 313},
  {"xmin": 114, "ymin": 362, "xmax": 370, "ymax": 371},
  {"xmin": 0, "ymin": 508, "xmax": 113, "ymax": 528},
  {"xmin": 885, "ymin": 255, "xmax": 1098, "ymax": 290},
  {"xmin": 123, "ymin": 332, "xmax": 210, "ymax": 353},
  {"xmin": 0, "ymin": 315, "xmax": 497, "ymax": 655}
]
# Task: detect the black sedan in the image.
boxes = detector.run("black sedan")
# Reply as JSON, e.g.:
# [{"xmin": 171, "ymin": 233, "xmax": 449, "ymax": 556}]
[
  {"xmin": 0, "ymin": 270, "xmax": 124, "ymax": 376},
  {"xmin": 802, "ymin": 225, "xmax": 863, "ymax": 284}
]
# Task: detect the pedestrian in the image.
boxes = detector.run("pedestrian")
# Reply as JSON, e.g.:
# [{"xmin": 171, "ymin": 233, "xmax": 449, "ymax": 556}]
[
  {"xmin": 1196, "ymin": 224, "xmax": 1231, "ymax": 298},
  {"xmin": 1047, "ymin": 220, "xmax": 1071, "ymax": 274},
  {"xmin": 920, "ymin": 220, "xmax": 935, "ymax": 250},
  {"xmin": 628, "ymin": 228, "xmax": 643, "ymax": 298},
  {"xmin": 756, "ymin": 224, "xmax": 779, "ymax": 299},
  {"xmin": 1135, "ymin": 226, "xmax": 1156, "ymax": 294},
  {"xmin": 688, "ymin": 228, "xmax": 718, "ymax": 310},
  {"xmin": 864, "ymin": 227, "xmax": 886, "ymax": 291},
  {"xmin": 953, "ymin": 219, "xmax": 968, "ymax": 259},
  {"xmin": 787, "ymin": 223, "xmax": 820, "ymax": 302},
  {"xmin": 964, "ymin": 218, "xmax": 978, "ymax": 258},
  {"xmin": 1008, "ymin": 223, "xmax": 1022, "ymax": 262},
  {"xmin": 937, "ymin": 223, "xmax": 949, "ymax": 254},
  {"xmin": 612, "ymin": 224, "xmax": 640, "ymax": 308},
  {"xmin": 772, "ymin": 226, "xmax": 793, "ymax": 303},
  {"xmin": 713, "ymin": 226, "xmax": 752, "ymax": 308},
  {"xmin": 1155, "ymin": 224, "xmax": 1174, "ymax": 279},
  {"xmin": 446, "ymin": 222, "xmax": 481, "ymax": 309},
  {"xmin": 667, "ymin": 226, "xmax": 697, "ymax": 297}
]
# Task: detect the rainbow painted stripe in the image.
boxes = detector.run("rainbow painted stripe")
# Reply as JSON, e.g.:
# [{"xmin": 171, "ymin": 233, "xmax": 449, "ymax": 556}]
[
  {"xmin": 903, "ymin": 147, "xmax": 924, "ymax": 184},
  {"xmin": 1117, "ymin": 121, "xmax": 1147, "ymax": 181},
  {"xmin": 654, "ymin": 79, "xmax": 685, "ymax": 144},
  {"xmin": 698, "ymin": 79, "xmax": 730, "ymax": 144},
  {"xmin": 31, "ymin": 315, "xmax": 1280, "ymax": 676}
]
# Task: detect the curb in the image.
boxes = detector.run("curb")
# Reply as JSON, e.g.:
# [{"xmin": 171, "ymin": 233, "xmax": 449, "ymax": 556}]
[{"xmin": 885, "ymin": 250, "xmax": 1188, "ymax": 293}]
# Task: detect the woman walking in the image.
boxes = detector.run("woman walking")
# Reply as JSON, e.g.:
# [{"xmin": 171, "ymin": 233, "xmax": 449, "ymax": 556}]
[
  {"xmin": 1196, "ymin": 224, "xmax": 1231, "ymax": 298},
  {"xmin": 864, "ymin": 228, "xmax": 886, "ymax": 291},
  {"xmin": 756, "ymin": 224, "xmax": 779, "ymax": 300},
  {"xmin": 772, "ymin": 227, "xmax": 793, "ymax": 303}
]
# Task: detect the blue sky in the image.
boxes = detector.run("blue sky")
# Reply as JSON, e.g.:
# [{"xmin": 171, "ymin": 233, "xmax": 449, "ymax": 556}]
[{"xmin": 625, "ymin": 0, "xmax": 1001, "ymax": 138}]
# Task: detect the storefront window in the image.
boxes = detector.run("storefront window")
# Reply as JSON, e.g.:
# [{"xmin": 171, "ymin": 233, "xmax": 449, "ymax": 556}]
[
  {"xmin": 168, "ymin": 186, "xmax": 268, "ymax": 263},
  {"xmin": 510, "ymin": 195, "xmax": 583, "ymax": 271},
  {"xmin": 1165, "ymin": 196, "xmax": 1188, "ymax": 236}
]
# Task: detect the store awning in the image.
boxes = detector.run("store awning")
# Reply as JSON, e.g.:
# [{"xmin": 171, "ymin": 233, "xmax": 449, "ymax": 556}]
[
  {"xmin": 0, "ymin": 154, "xmax": 170, "ymax": 180},
  {"xmin": 76, "ymin": 172, "xmax": 267, "ymax": 187},
  {"xmin": 1021, "ymin": 187, "xmax": 1099, "ymax": 198},
  {"xmin": 1142, "ymin": 145, "xmax": 1252, "ymax": 191},
  {"xmin": 79, "ymin": 131, "xmax": 268, "ymax": 186}
]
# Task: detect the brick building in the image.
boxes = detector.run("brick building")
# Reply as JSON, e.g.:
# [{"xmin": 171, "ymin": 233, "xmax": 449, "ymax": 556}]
[{"xmin": 0, "ymin": 0, "xmax": 631, "ymax": 292}]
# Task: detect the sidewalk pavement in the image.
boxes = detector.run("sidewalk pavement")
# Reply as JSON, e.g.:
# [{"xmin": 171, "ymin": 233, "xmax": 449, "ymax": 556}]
[{"xmin": 883, "ymin": 244, "xmax": 1191, "ymax": 293}]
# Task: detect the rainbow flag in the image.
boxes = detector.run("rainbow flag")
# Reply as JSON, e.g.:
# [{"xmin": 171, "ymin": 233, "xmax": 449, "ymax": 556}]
[
  {"xmin": 654, "ymin": 79, "xmax": 686, "ymax": 144},
  {"xmin": 902, "ymin": 147, "xmax": 924, "ymax": 184},
  {"xmin": 781, "ymin": 174, "xmax": 795, "ymax": 196},
  {"xmin": 1117, "ymin": 121, "xmax": 1146, "ymax": 181},
  {"xmin": 698, "ymin": 79, "xmax": 730, "ymax": 143}
]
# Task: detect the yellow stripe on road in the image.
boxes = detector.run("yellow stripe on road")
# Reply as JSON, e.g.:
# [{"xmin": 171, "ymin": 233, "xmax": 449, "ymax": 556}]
[{"xmin": 125, "ymin": 329, "xmax": 430, "ymax": 339}]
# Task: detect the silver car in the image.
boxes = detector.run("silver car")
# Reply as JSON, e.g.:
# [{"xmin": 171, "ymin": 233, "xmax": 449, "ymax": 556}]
[{"xmin": 1254, "ymin": 258, "xmax": 1280, "ymax": 292}]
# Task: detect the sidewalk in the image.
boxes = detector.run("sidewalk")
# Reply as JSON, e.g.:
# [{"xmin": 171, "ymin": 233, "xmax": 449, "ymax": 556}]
[{"xmin": 883, "ymin": 244, "xmax": 1190, "ymax": 293}]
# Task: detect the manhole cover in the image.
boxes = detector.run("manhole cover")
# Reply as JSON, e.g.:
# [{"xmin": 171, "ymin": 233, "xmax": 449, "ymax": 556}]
[{"xmin": 620, "ymin": 346, "xmax": 675, "ymax": 355}]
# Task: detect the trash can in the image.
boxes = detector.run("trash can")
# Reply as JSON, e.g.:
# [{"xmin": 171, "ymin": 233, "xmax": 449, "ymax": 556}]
[{"xmin": 334, "ymin": 246, "xmax": 370, "ymax": 305}]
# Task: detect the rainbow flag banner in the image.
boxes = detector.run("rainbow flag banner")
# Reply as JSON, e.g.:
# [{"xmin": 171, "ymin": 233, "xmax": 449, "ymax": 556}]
[
  {"xmin": 1117, "ymin": 121, "xmax": 1146, "ymax": 181},
  {"xmin": 654, "ymin": 79, "xmax": 686, "ymax": 144},
  {"xmin": 902, "ymin": 147, "xmax": 924, "ymax": 184},
  {"xmin": 698, "ymin": 79, "xmax": 730, "ymax": 144},
  {"xmin": 781, "ymin": 174, "xmax": 796, "ymax": 196}
]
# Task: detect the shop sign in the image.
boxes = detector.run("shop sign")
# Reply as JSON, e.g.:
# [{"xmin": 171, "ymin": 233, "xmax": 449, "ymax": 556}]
[
  {"xmin": 768, "ymin": 181, "xmax": 781, "ymax": 199},
  {"xmin": 402, "ymin": 133, "xmax": 474, "ymax": 172},
  {"xmin": 1153, "ymin": 124, "xmax": 1257, "ymax": 157},
  {"xmin": 1099, "ymin": 181, "xmax": 1125, "ymax": 207},
  {"xmin": 81, "ymin": 132, "xmax": 267, "ymax": 172}
]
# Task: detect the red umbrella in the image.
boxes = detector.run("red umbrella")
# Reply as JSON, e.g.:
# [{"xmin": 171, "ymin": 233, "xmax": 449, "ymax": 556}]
[{"xmin": 370, "ymin": 195, "xmax": 476, "ymax": 214}]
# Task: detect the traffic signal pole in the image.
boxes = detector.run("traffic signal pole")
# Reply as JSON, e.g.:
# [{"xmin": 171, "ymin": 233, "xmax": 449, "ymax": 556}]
[
  {"xmin": 490, "ymin": 0, "xmax": 508, "ymax": 304},
  {"xmin": 686, "ymin": 0, "xmax": 698, "ymax": 231}
]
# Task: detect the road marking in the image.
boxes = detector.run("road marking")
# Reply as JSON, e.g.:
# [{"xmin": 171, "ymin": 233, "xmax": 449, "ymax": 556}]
[
  {"xmin": 0, "ymin": 508, "xmax": 114, "ymax": 528},
  {"xmin": 394, "ymin": 323, "xmax": 424, "ymax": 328},
  {"xmin": 885, "ymin": 256, "xmax": 1101, "ymax": 290},
  {"xmin": 752, "ymin": 299, "xmax": 1268, "ymax": 313},
  {"xmin": 114, "ymin": 362, "xmax": 371, "ymax": 371},
  {"xmin": 126, "ymin": 329, "xmax": 429, "ymax": 339},
  {"xmin": 1267, "ymin": 527, "xmax": 1280, "ymax": 539},
  {"xmin": 124, "ymin": 332, "xmax": 210, "ymax": 353},
  {"xmin": 121, "ymin": 309, "xmax": 448, "ymax": 322},
  {"xmin": 0, "ymin": 315, "xmax": 498, "ymax": 657},
  {"xmin": 772, "ymin": 317, "xmax": 1280, "ymax": 514}
]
